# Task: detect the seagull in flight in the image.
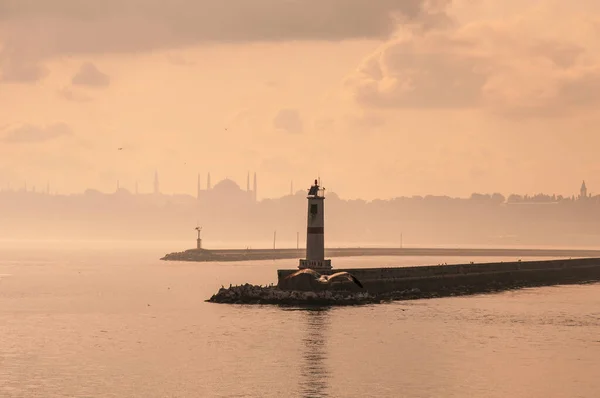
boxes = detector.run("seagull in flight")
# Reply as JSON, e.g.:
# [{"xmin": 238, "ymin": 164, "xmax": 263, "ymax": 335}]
[{"xmin": 284, "ymin": 269, "xmax": 364, "ymax": 288}]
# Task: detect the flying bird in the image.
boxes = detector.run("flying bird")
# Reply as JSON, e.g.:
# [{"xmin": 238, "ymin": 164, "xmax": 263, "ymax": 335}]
[
  {"xmin": 284, "ymin": 269, "xmax": 364, "ymax": 288},
  {"xmin": 117, "ymin": 147, "xmax": 123, "ymax": 150}
]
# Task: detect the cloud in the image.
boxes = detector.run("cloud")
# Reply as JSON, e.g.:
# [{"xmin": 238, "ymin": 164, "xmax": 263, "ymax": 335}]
[
  {"xmin": 71, "ymin": 62, "xmax": 110, "ymax": 87},
  {"xmin": 0, "ymin": 52, "xmax": 48, "ymax": 83},
  {"xmin": 345, "ymin": 15, "xmax": 600, "ymax": 118},
  {"xmin": 0, "ymin": 1, "xmax": 453, "ymax": 83},
  {"xmin": 1, "ymin": 123, "xmax": 74, "ymax": 143},
  {"xmin": 58, "ymin": 87, "xmax": 92, "ymax": 102},
  {"xmin": 273, "ymin": 109, "xmax": 304, "ymax": 134},
  {"xmin": 0, "ymin": 1, "xmax": 449, "ymax": 57},
  {"xmin": 346, "ymin": 32, "xmax": 487, "ymax": 109}
]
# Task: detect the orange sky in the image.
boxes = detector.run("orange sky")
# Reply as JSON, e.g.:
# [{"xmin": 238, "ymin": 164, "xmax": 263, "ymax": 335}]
[{"xmin": 2, "ymin": 0, "xmax": 600, "ymax": 200}]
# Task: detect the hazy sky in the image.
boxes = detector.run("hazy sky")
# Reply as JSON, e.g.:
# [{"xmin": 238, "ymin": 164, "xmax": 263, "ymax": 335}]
[{"xmin": 2, "ymin": 0, "xmax": 600, "ymax": 200}]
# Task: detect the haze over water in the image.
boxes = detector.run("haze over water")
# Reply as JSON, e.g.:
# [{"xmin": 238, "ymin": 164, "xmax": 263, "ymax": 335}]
[
  {"xmin": 5, "ymin": 1, "xmax": 600, "ymax": 396},
  {"xmin": 2, "ymin": 244, "xmax": 600, "ymax": 398}
]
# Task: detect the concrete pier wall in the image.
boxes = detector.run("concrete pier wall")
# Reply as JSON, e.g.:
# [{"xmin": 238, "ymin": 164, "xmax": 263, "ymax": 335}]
[
  {"xmin": 161, "ymin": 247, "xmax": 600, "ymax": 262},
  {"xmin": 277, "ymin": 257, "xmax": 600, "ymax": 293}
]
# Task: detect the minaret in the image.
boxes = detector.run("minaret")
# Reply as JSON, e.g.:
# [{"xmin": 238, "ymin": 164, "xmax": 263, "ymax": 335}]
[
  {"xmin": 253, "ymin": 172, "xmax": 257, "ymax": 202},
  {"xmin": 298, "ymin": 179, "xmax": 331, "ymax": 271},
  {"xmin": 580, "ymin": 180, "xmax": 587, "ymax": 200},
  {"xmin": 207, "ymin": 172, "xmax": 211, "ymax": 190},
  {"xmin": 197, "ymin": 173, "xmax": 201, "ymax": 199},
  {"xmin": 246, "ymin": 172, "xmax": 250, "ymax": 191},
  {"xmin": 153, "ymin": 171, "xmax": 159, "ymax": 194},
  {"xmin": 290, "ymin": 180, "xmax": 294, "ymax": 196}
]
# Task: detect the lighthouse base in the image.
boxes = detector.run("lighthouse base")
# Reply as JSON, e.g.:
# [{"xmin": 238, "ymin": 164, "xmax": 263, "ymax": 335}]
[{"xmin": 299, "ymin": 259, "xmax": 332, "ymax": 271}]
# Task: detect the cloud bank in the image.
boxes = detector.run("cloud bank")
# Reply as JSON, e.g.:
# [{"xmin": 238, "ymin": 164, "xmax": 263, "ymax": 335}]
[
  {"xmin": 345, "ymin": 11, "xmax": 600, "ymax": 117},
  {"xmin": 0, "ymin": 0, "xmax": 450, "ymax": 82},
  {"xmin": 1, "ymin": 123, "xmax": 74, "ymax": 143},
  {"xmin": 0, "ymin": 0, "xmax": 449, "ymax": 53}
]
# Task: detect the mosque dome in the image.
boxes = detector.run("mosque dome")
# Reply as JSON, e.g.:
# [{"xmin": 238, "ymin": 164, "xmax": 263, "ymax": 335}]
[{"xmin": 212, "ymin": 178, "xmax": 242, "ymax": 193}]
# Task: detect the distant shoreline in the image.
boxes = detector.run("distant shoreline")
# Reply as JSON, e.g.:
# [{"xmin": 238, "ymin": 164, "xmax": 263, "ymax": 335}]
[{"xmin": 160, "ymin": 247, "xmax": 600, "ymax": 262}]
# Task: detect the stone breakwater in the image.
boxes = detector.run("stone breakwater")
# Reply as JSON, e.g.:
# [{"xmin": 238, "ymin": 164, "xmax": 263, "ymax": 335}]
[
  {"xmin": 207, "ymin": 257, "xmax": 600, "ymax": 306},
  {"xmin": 206, "ymin": 277, "xmax": 599, "ymax": 306},
  {"xmin": 279, "ymin": 257, "xmax": 600, "ymax": 294}
]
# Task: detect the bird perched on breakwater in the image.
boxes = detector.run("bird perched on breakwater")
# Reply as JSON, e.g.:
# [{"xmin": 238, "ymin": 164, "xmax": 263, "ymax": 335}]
[{"xmin": 284, "ymin": 269, "xmax": 364, "ymax": 288}]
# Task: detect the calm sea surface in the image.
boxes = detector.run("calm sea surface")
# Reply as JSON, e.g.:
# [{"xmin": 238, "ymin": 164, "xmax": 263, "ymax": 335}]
[{"xmin": 1, "ymin": 243, "xmax": 600, "ymax": 398}]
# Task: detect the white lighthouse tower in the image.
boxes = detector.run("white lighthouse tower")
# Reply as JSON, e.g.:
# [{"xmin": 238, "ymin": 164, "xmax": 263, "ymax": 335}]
[{"xmin": 299, "ymin": 179, "xmax": 332, "ymax": 271}]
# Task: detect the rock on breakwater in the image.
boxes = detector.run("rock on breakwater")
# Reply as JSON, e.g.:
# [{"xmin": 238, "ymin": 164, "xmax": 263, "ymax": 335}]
[
  {"xmin": 204, "ymin": 283, "xmax": 514, "ymax": 306},
  {"xmin": 206, "ymin": 284, "xmax": 380, "ymax": 305}
]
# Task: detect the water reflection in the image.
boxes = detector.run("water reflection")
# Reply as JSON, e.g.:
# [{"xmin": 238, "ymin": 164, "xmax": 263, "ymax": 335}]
[{"xmin": 297, "ymin": 307, "xmax": 332, "ymax": 398}]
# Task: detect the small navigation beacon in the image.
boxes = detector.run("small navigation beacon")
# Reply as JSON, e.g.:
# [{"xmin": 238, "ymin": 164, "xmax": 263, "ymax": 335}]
[
  {"xmin": 298, "ymin": 179, "xmax": 332, "ymax": 271},
  {"xmin": 195, "ymin": 226, "xmax": 202, "ymax": 250}
]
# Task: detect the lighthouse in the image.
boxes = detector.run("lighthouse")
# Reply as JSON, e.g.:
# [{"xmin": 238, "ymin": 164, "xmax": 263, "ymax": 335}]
[{"xmin": 299, "ymin": 179, "xmax": 332, "ymax": 271}]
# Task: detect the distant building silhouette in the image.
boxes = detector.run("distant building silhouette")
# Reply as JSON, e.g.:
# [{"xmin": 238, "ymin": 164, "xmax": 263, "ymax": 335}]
[
  {"xmin": 196, "ymin": 172, "xmax": 258, "ymax": 202},
  {"xmin": 7, "ymin": 173, "xmax": 600, "ymax": 247}
]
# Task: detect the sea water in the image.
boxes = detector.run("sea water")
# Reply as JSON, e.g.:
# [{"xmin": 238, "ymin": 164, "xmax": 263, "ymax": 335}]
[{"xmin": 1, "ymin": 243, "xmax": 599, "ymax": 397}]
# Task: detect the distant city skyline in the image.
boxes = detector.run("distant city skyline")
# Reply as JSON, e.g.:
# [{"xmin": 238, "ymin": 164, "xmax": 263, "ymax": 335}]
[
  {"xmin": 2, "ymin": 173, "xmax": 600, "ymax": 247},
  {"xmin": 0, "ymin": 173, "xmax": 597, "ymax": 203}
]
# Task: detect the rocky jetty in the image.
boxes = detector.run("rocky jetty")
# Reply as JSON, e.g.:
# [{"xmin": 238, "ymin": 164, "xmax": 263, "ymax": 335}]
[
  {"xmin": 206, "ymin": 276, "xmax": 600, "ymax": 306},
  {"xmin": 204, "ymin": 283, "xmax": 469, "ymax": 306},
  {"xmin": 206, "ymin": 284, "xmax": 382, "ymax": 305}
]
